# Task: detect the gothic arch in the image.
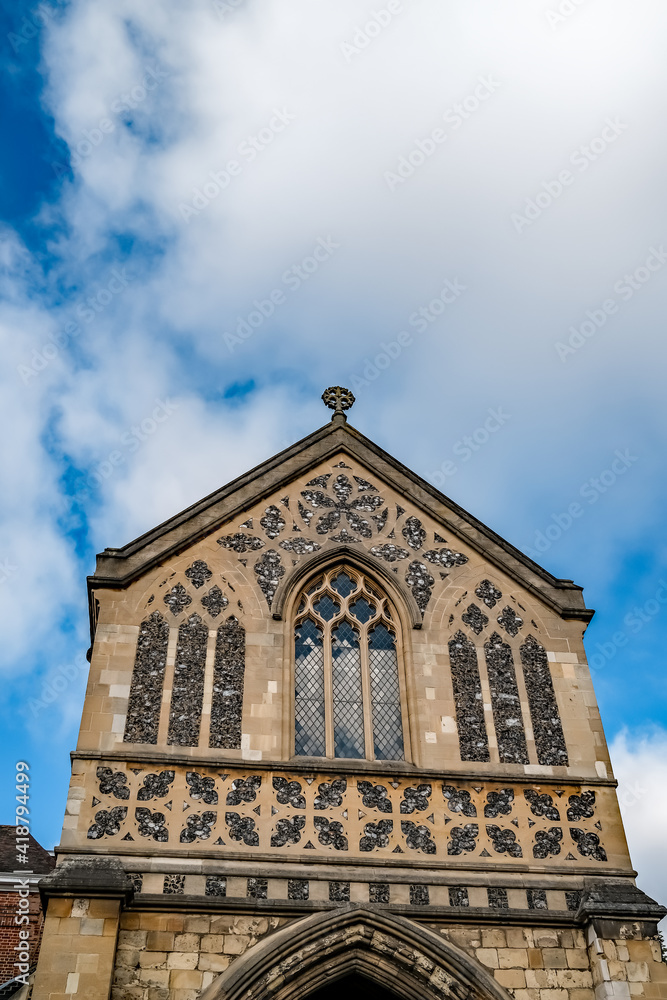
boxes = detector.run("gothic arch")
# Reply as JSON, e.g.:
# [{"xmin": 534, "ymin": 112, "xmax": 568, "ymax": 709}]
[
  {"xmin": 271, "ymin": 544, "xmax": 423, "ymax": 629},
  {"xmin": 199, "ymin": 905, "xmax": 515, "ymax": 1000}
]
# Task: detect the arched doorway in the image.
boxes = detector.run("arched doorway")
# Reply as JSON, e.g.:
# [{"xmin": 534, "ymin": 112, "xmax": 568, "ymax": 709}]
[
  {"xmin": 200, "ymin": 905, "xmax": 514, "ymax": 1000},
  {"xmin": 306, "ymin": 974, "xmax": 400, "ymax": 1000}
]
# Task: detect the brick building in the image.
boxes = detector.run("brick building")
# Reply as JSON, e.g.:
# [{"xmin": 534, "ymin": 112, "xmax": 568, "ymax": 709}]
[
  {"xmin": 33, "ymin": 389, "xmax": 666, "ymax": 999},
  {"xmin": 0, "ymin": 827, "xmax": 54, "ymax": 997}
]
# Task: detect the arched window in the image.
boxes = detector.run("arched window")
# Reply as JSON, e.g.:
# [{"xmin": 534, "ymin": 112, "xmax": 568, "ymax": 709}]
[{"xmin": 294, "ymin": 567, "xmax": 405, "ymax": 761}]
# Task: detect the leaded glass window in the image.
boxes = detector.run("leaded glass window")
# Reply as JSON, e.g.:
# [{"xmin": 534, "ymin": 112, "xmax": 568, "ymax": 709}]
[
  {"xmin": 295, "ymin": 618, "xmax": 326, "ymax": 756},
  {"xmin": 294, "ymin": 567, "xmax": 405, "ymax": 760}
]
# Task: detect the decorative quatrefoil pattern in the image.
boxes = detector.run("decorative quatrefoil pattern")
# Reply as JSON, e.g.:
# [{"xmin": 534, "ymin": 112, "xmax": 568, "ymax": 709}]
[
  {"xmin": 137, "ymin": 463, "xmax": 476, "ymax": 677},
  {"xmin": 159, "ymin": 562, "xmax": 232, "ymax": 623},
  {"xmin": 208, "ymin": 465, "xmax": 472, "ymax": 618},
  {"xmin": 84, "ymin": 764, "xmax": 609, "ymax": 866}
]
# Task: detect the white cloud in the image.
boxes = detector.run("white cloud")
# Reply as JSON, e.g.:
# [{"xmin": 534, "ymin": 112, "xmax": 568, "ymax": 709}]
[
  {"xmin": 610, "ymin": 727, "xmax": 667, "ymax": 924},
  {"xmin": 0, "ymin": 236, "xmax": 81, "ymax": 669},
  {"xmin": 3, "ymin": 0, "xmax": 667, "ymax": 691}
]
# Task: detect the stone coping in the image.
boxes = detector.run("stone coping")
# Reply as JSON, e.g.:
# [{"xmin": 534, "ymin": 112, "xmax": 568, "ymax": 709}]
[{"xmin": 70, "ymin": 749, "xmax": 618, "ymax": 786}]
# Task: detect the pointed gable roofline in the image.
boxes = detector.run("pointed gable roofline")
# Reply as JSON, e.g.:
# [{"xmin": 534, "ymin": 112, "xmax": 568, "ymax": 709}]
[{"xmin": 87, "ymin": 414, "xmax": 593, "ymax": 639}]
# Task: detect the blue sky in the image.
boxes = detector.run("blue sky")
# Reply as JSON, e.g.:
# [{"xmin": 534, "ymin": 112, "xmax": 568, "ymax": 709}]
[{"xmin": 1, "ymin": 0, "xmax": 666, "ymax": 909}]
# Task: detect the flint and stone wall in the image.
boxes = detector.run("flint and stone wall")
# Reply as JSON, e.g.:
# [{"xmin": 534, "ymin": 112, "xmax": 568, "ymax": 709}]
[
  {"xmin": 105, "ymin": 911, "xmax": 667, "ymax": 1000},
  {"xmin": 75, "ymin": 454, "xmax": 609, "ymax": 780},
  {"xmin": 113, "ymin": 912, "xmax": 286, "ymax": 998}
]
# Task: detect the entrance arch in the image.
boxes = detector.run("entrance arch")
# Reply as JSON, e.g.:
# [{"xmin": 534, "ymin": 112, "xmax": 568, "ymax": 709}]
[
  {"xmin": 199, "ymin": 904, "xmax": 514, "ymax": 1000},
  {"xmin": 306, "ymin": 973, "xmax": 401, "ymax": 1000}
]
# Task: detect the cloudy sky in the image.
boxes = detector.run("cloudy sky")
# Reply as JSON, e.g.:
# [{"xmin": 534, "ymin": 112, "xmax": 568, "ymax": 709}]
[{"xmin": 1, "ymin": 0, "xmax": 666, "ymax": 911}]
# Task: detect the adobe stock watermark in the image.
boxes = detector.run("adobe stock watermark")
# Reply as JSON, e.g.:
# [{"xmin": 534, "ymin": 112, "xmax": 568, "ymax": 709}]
[
  {"xmin": 340, "ymin": 0, "xmax": 416, "ymax": 63},
  {"xmin": 587, "ymin": 578, "xmax": 667, "ymax": 676},
  {"xmin": 17, "ymin": 266, "xmax": 134, "ymax": 385},
  {"xmin": 617, "ymin": 776, "xmax": 648, "ymax": 811},
  {"xmin": 70, "ymin": 398, "xmax": 179, "ymax": 506},
  {"xmin": 348, "ymin": 277, "xmax": 467, "ymax": 389},
  {"xmin": 212, "ymin": 0, "xmax": 246, "ymax": 18},
  {"xmin": 51, "ymin": 65, "xmax": 170, "ymax": 177},
  {"xmin": 428, "ymin": 407, "xmax": 511, "ymax": 487},
  {"xmin": 511, "ymin": 118, "xmax": 628, "ymax": 234},
  {"xmin": 8, "ymin": 2, "xmax": 62, "ymax": 53},
  {"xmin": 0, "ymin": 557, "xmax": 18, "ymax": 586},
  {"xmin": 223, "ymin": 237, "xmax": 340, "ymax": 351},
  {"xmin": 545, "ymin": 0, "xmax": 590, "ymax": 29},
  {"xmin": 29, "ymin": 660, "xmax": 88, "ymax": 718},
  {"xmin": 523, "ymin": 449, "xmax": 638, "ymax": 559},
  {"xmin": 384, "ymin": 76, "xmax": 501, "ymax": 191},
  {"xmin": 555, "ymin": 246, "xmax": 667, "ymax": 362},
  {"xmin": 13, "ymin": 761, "xmax": 32, "ymax": 988},
  {"xmin": 179, "ymin": 108, "xmax": 296, "ymax": 222}
]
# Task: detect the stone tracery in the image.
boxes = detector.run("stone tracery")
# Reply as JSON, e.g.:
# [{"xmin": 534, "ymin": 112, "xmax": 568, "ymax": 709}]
[{"xmin": 83, "ymin": 765, "xmax": 609, "ymax": 864}]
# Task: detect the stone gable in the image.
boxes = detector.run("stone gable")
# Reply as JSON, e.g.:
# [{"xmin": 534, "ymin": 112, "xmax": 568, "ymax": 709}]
[{"xmin": 32, "ymin": 409, "xmax": 666, "ymax": 1000}]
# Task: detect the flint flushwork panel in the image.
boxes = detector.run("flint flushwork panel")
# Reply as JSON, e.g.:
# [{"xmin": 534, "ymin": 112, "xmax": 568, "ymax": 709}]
[
  {"xmin": 80, "ymin": 762, "xmax": 612, "ymax": 867},
  {"xmin": 520, "ymin": 636, "xmax": 569, "ymax": 766},
  {"xmin": 485, "ymin": 633, "xmax": 529, "ymax": 765},
  {"xmin": 167, "ymin": 614, "xmax": 208, "ymax": 747},
  {"xmin": 210, "ymin": 616, "xmax": 246, "ymax": 750},
  {"xmin": 448, "ymin": 631, "xmax": 490, "ymax": 762},
  {"xmin": 124, "ymin": 612, "xmax": 170, "ymax": 745}
]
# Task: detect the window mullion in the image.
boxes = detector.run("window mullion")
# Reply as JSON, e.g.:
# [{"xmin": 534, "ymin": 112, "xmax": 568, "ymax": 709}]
[{"xmin": 359, "ymin": 624, "xmax": 374, "ymax": 760}]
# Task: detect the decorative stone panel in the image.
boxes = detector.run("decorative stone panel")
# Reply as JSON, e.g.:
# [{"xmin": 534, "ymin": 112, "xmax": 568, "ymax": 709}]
[
  {"xmin": 448, "ymin": 631, "xmax": 490, "ymax": 762},
  {"xmin": 123, "ymin": 612, "xmax": 169, "ymax": 745},
  {"xmin": 520, "ymin": 636, "xmax": 568, "ymax": 766},
  {"xmin": 135, "ymin": 870, "xmax": 604, "ymax": 918},
  {"xmin": 210, "ymin": 616, "xmax": 246, "ymax": 750},
  {"xmin": 74, "ymin": 760, "xmax": 620, "ymax": 868},
  {"xmin": 484, "ymin": 632, "xmax": 529, "ymax": 765},
  {"xmin": 167, "ymin": 614, "xmax": 208, "ymax": 746}
]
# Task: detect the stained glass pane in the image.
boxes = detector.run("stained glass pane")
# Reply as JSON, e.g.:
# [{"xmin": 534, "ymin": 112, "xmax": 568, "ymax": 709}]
[
  {"xmin": 294, "ymin": 618, "xmax": 326, "ymax": 756},
  {"xmin": 369, "ymin": 624, "xmax": 404, "ymax": 760},
  {"xmin": 332, "ymin": 621, "xmax": 365, "ymax": 758},
  {"xmin": 314, "ymin": 594, "xmax": 340, "ymax": 621},
  {"xmin": 331, "ymin": 572, "xmax": 356, "ymax": 598},
  {"xmin": 350, "ymin": 597, "xmax": 375, "ymax": 623}
]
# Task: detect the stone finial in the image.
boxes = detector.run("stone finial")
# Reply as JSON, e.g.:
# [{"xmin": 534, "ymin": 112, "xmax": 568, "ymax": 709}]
[{"xmin": 322, "ymin": 386, "xmax": 355, "ymax": 422}]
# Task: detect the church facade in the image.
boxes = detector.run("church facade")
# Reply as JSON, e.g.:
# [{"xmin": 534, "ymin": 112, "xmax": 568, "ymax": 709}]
[{"xmin": 33, "ymin": 390, "xmax": 665, "ymax": 1000}]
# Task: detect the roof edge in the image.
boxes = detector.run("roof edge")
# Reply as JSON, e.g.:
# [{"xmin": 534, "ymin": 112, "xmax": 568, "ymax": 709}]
[
  {"xmin": 101, "ymin": 417, "xmax": 343, "ymax": 559},
  {"xmin": 87, "ymin": 417, "xmax": 593, "ymax": 634}
]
